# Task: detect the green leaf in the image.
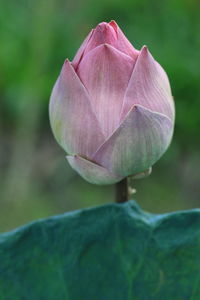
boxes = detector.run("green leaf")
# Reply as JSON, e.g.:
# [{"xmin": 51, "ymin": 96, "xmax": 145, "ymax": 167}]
[{"xmin": 0, "ymin": 200, "xmax": 200, "ymax": 300}]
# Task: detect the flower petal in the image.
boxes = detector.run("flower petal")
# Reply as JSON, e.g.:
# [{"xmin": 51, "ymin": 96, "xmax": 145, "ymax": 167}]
[
  {"xmin": 72, "ymin": 30, "xmax": 94, "ymax": 69},
  {"xmin": 49, "ymin": 60, "xmax": 105, "ymax": 157},
  {"xmin": 67, "ymin": 155, "xmax": 123, "ymax": 185},
  {"xmin": 77, "ymin": 21, "xmax": 139, "ymax": 63},
  {"xmin": 93, "ymin": 105, "xmax": 174, "ymax": 177},
  {"xmin": 120, "ymin": 46, "xmax": 175, "ymax": 122},
  {"xmin": 109, "ymin": 20, "xmax": 139, "ymax": 60},
  {"xmin": 80, "ymin": 22, "xmax": 118, "ymax": 56},
  {"xmin": 77, "ymin": 44, "xmax": 134, "ymax": 137}
]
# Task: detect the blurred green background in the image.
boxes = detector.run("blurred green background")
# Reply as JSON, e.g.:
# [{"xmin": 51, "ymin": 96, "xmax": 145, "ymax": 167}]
[{"xmin": 0, "ymin": 0, "xmax": 199, "ymax": 232}]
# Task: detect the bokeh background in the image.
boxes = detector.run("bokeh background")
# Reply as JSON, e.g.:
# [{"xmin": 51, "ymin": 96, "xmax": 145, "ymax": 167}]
[{"xmin": 0, "ymin": 0, "xmax": 199, "ymax": 232}]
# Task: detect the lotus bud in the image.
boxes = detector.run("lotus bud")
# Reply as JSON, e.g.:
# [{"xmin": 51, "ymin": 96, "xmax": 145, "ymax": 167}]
[{"xmin": 49, "ymin": 21, "xmax": 175, "ymax": 185}]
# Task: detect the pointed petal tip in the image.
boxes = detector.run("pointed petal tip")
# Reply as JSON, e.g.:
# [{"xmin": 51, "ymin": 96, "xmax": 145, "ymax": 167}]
[
  {"xmin": 95, "ymin": 22, "xmax": 114, "ymax": 33},
  {"xmin": 109, "ymin": 20, "xmax": 117, "ymax": 24},
  {"xmin": 138, "ymin": 46, "xmax": 155, "ymax": 62},
  {"xmin": 109, "ymin": 20, "xmax": 118, "ymax": 31},
  {"xmin": 101, "ymin": 43, "xmax": 129, "ymax": 55},
  {"xmin": 94, "ymin": 42, "xmax": 135, "ymax": 61},
  {"xmin": 102, "ymin": 43, "xmax": 110, "ymax": 48},
  {"xmin": 140, "ymin": 45, "xmax": 149, "ymax": 56},
  {"xmin": 133, "ymin": 104, "xmax": 173, "ymax": 122},
  {"xmin": 141, "ymin": 45, "xmax": 148, "ymax": 50},
  {"xmin": 62, "ymin": 59, "xmax": 72, "ymax": 72},
  {"xmin": 97, "ymin": 21, "xmax": 108, "ymax": 27},
  {"xmin": 67, "ymin": 155, "xmax": 123, "ymax": 185},
  {"xmin": 63, "ymin": 58, "xmax": 71, "ymax": 65},
  {"xmin": 97, "ymin": 20, "xmax": 117, "ymax": 28}
]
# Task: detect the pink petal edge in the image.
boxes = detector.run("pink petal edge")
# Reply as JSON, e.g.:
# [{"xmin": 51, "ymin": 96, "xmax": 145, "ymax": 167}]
[
  {"xmin": 109, "ymin": 20, "xmax": 139, "ymax": 60},
  {"xmin": 72, "ymin": 29, "xmax": 94, "ymax": 69}
]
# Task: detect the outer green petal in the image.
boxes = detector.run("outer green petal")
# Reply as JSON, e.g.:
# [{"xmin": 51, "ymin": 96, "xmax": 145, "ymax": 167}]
[
  {"xmin": 93, "ymin": 105, "xmax": 174, "ymax": 177},
  {"xmin": 67, "ymin": 155, "xmax": 123, "ymax": 185}
]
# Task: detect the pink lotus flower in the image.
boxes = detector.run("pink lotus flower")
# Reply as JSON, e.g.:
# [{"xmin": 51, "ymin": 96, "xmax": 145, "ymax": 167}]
[{"xmin": 49, "ymin": 21, "xmax": 175, "ymax": 185}]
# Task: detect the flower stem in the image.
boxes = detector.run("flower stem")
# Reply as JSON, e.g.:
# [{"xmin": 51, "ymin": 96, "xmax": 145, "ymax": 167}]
[{"xmin": 115, "ymin": 178, "xmax": 129, "ymax": 203}]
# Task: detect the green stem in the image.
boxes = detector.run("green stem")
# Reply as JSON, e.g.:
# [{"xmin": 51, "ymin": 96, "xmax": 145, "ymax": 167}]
[{"xmin": 115, "ymin": 178, "xmax": 129, "ymax": 203}]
